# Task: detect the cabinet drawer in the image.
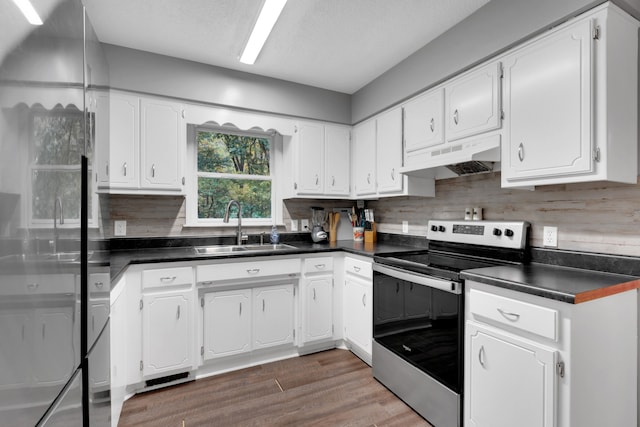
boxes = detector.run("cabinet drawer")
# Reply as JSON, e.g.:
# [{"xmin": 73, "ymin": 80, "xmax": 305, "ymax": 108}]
[
  {"xmin": 303, "ymin": 257, "xmax": 334, "ymax": 274},
  {"xmin": 0, "ymin": 274, "xmax": 76, "ymax": 295},
  {"xmin": 469, "ymin": 289, "xmax": 558, "ymax": 341},
  {"xmin": 89, "ymin": 272, "xmax": 110, "ymax": 295},
  {"xmin": 143, "ymin": 266, "xmax": 193, "ymax": 289},
  {"xmin": 197, "ymin": 258, "xmax": 300, "ymax": 284},
  {"xmin": 344, "ymin": 257, "xmax": 372, "ymax": 280}
]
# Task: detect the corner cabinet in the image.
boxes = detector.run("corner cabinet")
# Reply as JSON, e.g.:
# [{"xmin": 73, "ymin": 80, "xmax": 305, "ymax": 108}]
[
  {"xmin": 300, "ymin": 257, "xmax": 334, "ymax": 345},
  {"xmin": 501, "ymin": 3, "xmax": 638, "ymax": 187},
  {"xmin": 285, "ymin": 122, "xmax": 350, "ymax": 198},
  {"xmin": 343, "ymin": 256, "xmax": 373, "ymax": 365},
  {"xmin": 98, "ymin": 91, "xmax": 186, "ymax": 194},
  {"xmin": 465, "ymin": 280, "xmax": 637, "ymax": 427}
]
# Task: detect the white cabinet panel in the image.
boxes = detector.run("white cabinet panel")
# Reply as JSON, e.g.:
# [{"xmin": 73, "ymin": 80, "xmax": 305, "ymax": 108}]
[
  {"xmin": 466, "ymin": 321, "xmax": 557, "ymax": 427},
  {"xmin": 403, "ymin": 88, "xmax": 445, "ymax": 155},
  {"xmin": 107, "ymin": 93, "xmax": 139, "ymax": 188},
  {"xmin": 352, "ymin": 120, "xmax": 376, "ymax": 196},
  {"xmin": 301, "ymin": 277, "xmax": 333, "ymax": 344},
  {"xmin": 376, "ymin": 107, "xmax": 403, "ymax": 194},
  {"xmin": 202, "ymin": 289, "xmax": 251, "ymax": 360},
  {"xmin": 445, "ymin": 62, "xmax": 502, "ymax": 142},
  {"xmin": 324, "ymin": 125, "xmax": 350, "ymax": 196},
  {"xmin": 253, "ymin": 284, "xmax": 294, "ymax": 349},
  {"xmin": 33, "ymin": 307, "xmax": 75, "ymax": 385},
  {"xmin": 0, "ymin": 310, "xmax": 32, "ymax": 388},
  {"xmin": 295, "ymin": 123, "xmax": 325, "ymax": 194}
]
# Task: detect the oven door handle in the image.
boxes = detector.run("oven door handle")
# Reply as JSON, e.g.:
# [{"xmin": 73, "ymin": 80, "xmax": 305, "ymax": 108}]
[{"xmin": 373, "ymin": 264, "xmax": 461, "ymax": 294}]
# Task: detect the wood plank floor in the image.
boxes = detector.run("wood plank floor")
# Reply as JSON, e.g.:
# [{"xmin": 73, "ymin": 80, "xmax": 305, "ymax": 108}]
[{"xmin": 118, "ymin": 349, "xmax": 433, "ymax": 427}]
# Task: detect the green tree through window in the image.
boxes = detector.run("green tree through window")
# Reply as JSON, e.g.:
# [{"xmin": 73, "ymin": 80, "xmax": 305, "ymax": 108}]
[{"xmin": 196, "ymin": 129, "xmax": 272, "ymax": 220}]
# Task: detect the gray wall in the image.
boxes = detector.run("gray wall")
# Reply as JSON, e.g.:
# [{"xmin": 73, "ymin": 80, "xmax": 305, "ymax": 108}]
[
  {"xmin": 352, "ymin": 0, "xmax": 640, "ymax": 122},
  {"xmin": 104, "ymin": 44, "xmax": 351, "ymax": 124}
]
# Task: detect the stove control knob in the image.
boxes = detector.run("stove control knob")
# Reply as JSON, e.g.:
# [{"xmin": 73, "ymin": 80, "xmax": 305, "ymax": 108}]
[
  {"xmin": 438, "ymin": 225, "xmax": 446, "ymax": 232},
  {"xmin": 431, "ymin": 225, "xmax": 438, "ymax": 232},
  {"xmin": 493, "ymin": 228, "xmax": 502, "ymax": 236},
  {"xmin": 504, "ymin": 229, "xmax": 514, "ymax": 237}
]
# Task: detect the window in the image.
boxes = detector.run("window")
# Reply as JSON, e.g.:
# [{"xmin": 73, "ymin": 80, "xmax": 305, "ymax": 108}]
[
  {"xmin": 29, "ymin": 107, "xmax": 95, "ymax": 227},
  {"xmin": 193, "ymin": 127, "xmax": 274, "ymax": 224}
]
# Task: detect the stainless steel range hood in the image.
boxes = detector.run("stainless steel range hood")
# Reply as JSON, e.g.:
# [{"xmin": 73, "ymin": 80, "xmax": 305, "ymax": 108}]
[{"xmin": 400, "ymin": 134, "xmax": 501, "ymax": 178}]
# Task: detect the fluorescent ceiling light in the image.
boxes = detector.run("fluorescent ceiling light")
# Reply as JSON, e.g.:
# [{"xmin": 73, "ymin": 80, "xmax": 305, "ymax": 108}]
[
  {"xmin": 11, "ymin": 0, "xmax": 43, "ymax": 25},
  {"xmin": 239, "ymin": 0, "xmax": 287, "ymax": 65}
]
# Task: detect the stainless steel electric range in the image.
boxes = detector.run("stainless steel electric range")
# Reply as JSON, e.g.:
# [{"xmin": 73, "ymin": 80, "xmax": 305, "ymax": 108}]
[{"xmin": 372, "ymin": 220, "xmax": 530, "ymax": 427}]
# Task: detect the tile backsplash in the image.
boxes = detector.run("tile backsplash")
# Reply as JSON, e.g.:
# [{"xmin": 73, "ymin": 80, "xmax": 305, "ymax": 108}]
[{"xmin": 105, "ymin": 172, "xmax": 640, "ymax": 256}]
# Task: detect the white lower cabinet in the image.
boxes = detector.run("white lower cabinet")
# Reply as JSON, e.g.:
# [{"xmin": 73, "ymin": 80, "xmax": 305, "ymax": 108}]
[
  {"xmin": 300, "ymin": 277, "xmax": 333, "ymax": 344},
  {"xmin": 253, "ymin": 284, "xmax": 295, "ymax": 349},
  {"xmin": 343, "ymin": 257, "xmax": 373, "ymax": 364},
  {"xmin": 466, "ymin": 321, "xmax": 557, "ymax": 427},
  {"xmin": 465, "ymin": 280, "xmax": 638, "ymax": 427},
  {"xmin": 202, "ymin": 289, "xmax": 251, "ymax": 360}
]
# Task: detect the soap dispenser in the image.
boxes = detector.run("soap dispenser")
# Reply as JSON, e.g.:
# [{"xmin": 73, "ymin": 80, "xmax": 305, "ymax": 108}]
[{"xmin": 270, "ymin": 224, "xmax": 280, "ymax": 244}]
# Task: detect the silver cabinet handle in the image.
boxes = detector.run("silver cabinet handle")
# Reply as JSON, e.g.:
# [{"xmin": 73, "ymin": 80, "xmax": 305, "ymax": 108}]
[
  {"xmin": 160, "ymin": 276, "xmax": 176, "ymax": 283},
  {"xmin": 353, "ymin": 266, "xmax": 361, "ymax": 273},
  {"xmin": 453, "ymin": 109, "xmax": 459, "ymax": 125},
  {"xmin": 366, "ymin": 173, "xmax": 371, "ymax": 184},
  {"xmin": 27, "ymin": 283, "xmax": 39, "ymax": 290},
  {"xmin": 332, "ymin": 176, "xmax": 335, "ymax": 186},
  {"xmin": 123, "ymin": 162, "xmax": 127, "ymax": 176},
  {"xmin": 239, "ymin": 302, "xmax": 242, "ymax": 316},
  {"xmin": 247, "ymin": 268, "xmax": 260, "ymax": 275},
  {"xmin": 94, "ymin": 282, "xmax": 104, "ymax": 288},
  {"xmin": 391, "ymin": 168, "xmax": 395, "ymax": 181},
  {"xmin": 262, "ymin": 299, "xmax": 265, "ymax": 312},
  {"xmin": 396, "ymin": 282, "xmax": 400, "ymax": 294},
  {"xmin": 177, "ymin": 305, "xmax": 181, "ymax": 319},
  {"xmin": 518, "ymin": 143, "xmax": 525, "ymax": 162},
  {"xmin": 151, "ymin": 164, "xmax": 156, "ymax": 178},
  {"xmin": 497, "ymin": 308, "xmax": 521, "ymax": 322},
  {"xmin": 42, "ymin": 324, "xmax": 45, "ymax": 340},
  {"xmin": 430, "ymin": 117, "xmax": 435, "ymax": 132},
  {"xmin": 315, "ymin": 174, "xmax": 319, "ymax": 185},
  {"xmin": 479, "ymin": 345, "xmax": 486, "ymax": 368},
  {"xmin": 313, "ymin": 288, "xmax": 317, "ymax": 300},
  {"xmin": 106, "ymin": 163, "xmax": 109, "ymax": 177},
  {"xmin": 362, "ymin": 293, "xmax": 366, "ymax": 307}
]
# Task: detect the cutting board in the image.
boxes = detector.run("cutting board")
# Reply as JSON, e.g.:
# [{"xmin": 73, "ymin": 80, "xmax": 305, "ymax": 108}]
[{"xmin": 332, "ymin": 208, "xmax": 354, "ymax": 241}]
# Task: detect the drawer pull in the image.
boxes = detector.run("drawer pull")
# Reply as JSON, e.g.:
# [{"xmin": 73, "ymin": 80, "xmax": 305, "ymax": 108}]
[
  {"xmin": 160, "ymin": 276, "xmax": 177, "ymax": 283},
  {"xmin": 313, "ymin": 288, "xmax": 317, "ymax": 300},
  {"xmin": 362, "ymin": 293, "xmax": 366, "ymax": 307},
  {"xmin": 200, "ymin": 280, "xmax": 214, "ymax": 286},
  {"xmin": 239, "ymin": 302, "xmax": 242, "ymax": 316},
  {"xmin": 247, "ymin": 268, "xmax": 260, "ymax": 275},
  {"xmin": 177, "ymin": 305, "xmax": 181, "ymax": 319},
  {"xmin": 497, "ymin": 308, "xmax": 521, "ymax": 322},
  {"xmin": 27, "ymin": 283, "xmax": 40, "ymax": 290},
  {"xmin": 315, "ymin": 264, "xmax": 326, "ymax": 270},
  {"xmin": 479, "ymin": 345, "xmax": 486, "ymax": 368},
  {"xmin": 94, "ymin": 282, "xmax": 104, "ymax": 288},
  {"xmin": 353, "ymin": 266, "xmax": 361, "ymax": 273}
]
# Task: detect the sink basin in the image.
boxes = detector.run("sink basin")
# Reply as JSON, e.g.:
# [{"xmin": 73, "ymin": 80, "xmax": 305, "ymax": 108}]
[
  {"xmin": 193, "ymin": 243, "xmax": 296, "ymax": 256},
  {"xmin": 0, "ymin": 251, "xmax": 84, "ymax": 263}
]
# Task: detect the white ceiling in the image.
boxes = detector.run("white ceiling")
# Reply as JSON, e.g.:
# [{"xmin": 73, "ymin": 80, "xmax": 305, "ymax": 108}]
[{"xmin": 83, "ymin": 0, "xmax": 490, "ymax": 94}]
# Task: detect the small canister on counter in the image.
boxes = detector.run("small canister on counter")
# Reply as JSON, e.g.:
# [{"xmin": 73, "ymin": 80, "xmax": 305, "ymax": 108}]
[{"xmin": 472, "ymin": 207, "xmax": 483, "ymax": 220}]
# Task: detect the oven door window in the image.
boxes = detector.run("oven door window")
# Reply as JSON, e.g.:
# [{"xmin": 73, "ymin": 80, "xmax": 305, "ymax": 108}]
[{"xmin": 373, "ymin": 271, "xmax": 462, "ymax": 393}]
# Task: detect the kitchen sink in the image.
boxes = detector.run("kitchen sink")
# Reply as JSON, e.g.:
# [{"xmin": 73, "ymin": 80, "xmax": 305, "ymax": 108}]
[
  {"xmin": 0, "ymin": 251, "xmax": 91, "ymax": 263},
  {"xmin": 193, "ymin": 243, "xmax": 297, "ymax": 256}
]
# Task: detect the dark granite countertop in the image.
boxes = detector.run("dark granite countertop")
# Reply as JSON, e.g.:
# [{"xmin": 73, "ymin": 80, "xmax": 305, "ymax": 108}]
[
  {"xmin": 461, "ymin": 263, "xmax": 640, "ymax": 304},
  {"xmin": 110, "ymin": 239, "xmax": 422, "ymax": 284}
]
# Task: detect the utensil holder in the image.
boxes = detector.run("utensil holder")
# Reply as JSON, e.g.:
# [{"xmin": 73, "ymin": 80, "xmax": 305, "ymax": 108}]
[
  {"xmin": 364, "ymin": 223, "xmax": 377, "ymax": 243},
  {"xmin": 353, "ymin": 227, "xmax": 364, "ymax": 242}
]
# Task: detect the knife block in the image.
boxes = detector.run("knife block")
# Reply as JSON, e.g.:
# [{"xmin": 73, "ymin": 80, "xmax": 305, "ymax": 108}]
[{"xmin": 364, "ymin": 223, "xmax": 377, "ymax": 243}]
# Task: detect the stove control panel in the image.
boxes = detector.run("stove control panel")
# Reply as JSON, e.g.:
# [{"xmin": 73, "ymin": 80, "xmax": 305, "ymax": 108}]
[{"xmin": 427, "ymin": 220, "xmax": 530, "ymax": 249}]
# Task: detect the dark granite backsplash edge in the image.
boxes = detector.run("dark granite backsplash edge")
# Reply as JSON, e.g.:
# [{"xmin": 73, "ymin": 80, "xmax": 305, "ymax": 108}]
[{"xmin": 530, "ymin": 247, "xmax": 640, "ymax": 277}]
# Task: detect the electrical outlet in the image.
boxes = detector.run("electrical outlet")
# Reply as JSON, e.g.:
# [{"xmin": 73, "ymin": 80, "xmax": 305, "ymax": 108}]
[
  {"xmin": 402, "ymin": 221, "xmax": 409, "ymax": 234},
  {"xmin": 290, "ymin": 219, "xmax": 298, "ymax": 232},
  {"xmin": 114, "ymin": 220, "xmax": 127, "ymax": 237},
  {"xmin": 301, "ymin": 219, "xmax": 309, "ymax": 231},
  {"xmin": 543, "ymin": 226, "xmax": 557, "ymax": 247}
]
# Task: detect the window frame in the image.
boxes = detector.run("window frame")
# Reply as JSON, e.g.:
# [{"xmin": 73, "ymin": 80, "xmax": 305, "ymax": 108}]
[{"xmin": 186, "ymin": 124, "xmax": 279, "ymax": 227}]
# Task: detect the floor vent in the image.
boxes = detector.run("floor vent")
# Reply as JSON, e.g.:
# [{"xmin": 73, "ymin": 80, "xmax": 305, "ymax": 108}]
[{"xmin": 145, "ymin": 371, "xmax": 191, "ymax": 388}]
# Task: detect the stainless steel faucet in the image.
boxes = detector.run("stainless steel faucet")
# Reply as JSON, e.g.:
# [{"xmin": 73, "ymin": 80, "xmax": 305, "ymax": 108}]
[
  {"xmin": 223, "ymin": 200, "xmax": 247, "ymax": 245},
  {"xmin": 52, "ymin": 197, "xmax": 64, "ymax": 253}
]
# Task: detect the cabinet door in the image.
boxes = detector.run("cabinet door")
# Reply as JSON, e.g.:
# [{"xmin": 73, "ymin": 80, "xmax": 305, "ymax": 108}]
[
  {"xmin": 253, "ymin": 284, "xmax": 294, "ymax": 349},
  {"xmin": 466, "ymin": 322, "xmax": 557, "ymax": 427},
  {"xmin": 352, "ymin": 120, "xmax": 377, "ymax": 196},
  {"xmin": 0, "ymin": 309, "xmax": 32, "ymax": 388},
  {"xmin": 376, "ymin": 107, "xmax": 403, "ymax": 194},
  {"xmin": 140, "ymin": 98, "xmax": 183, "ymax": 190},
  {"xmin": 202, "ymin": 289, "xmax": 252, "ymax": 360},
  {"xmin": 33, "ymin": 307, "xmax": 75, "ymax": 385},
  {"xmin": 295, "ymin": 123, "xmax": 324, "ymax": 194},
  {"xmin": 109, "ymin": 93, "xmax": 139, "ymax": 188},
  {"xmin": 142, "ymin": 290, "xmax": 192, "ymax": 377},
  {"xmin": 403, "ymin": 88, "xmax": 445, "ymax": 153},
  {"xmin": 445, "ymin": 62, "xmax": 502, "ymax": 141},
  {"xmin": 302, "ymin": 277, "xmax": 333, "ymax": 343},
  {"xmin": 94, "ymin": 93, "xmax": 111, "ymax": 187},
  {"xmin": 324, "ymin": 125, "xmax": 350, "ymax": 196},
  {"xmin": 502, "ymin": 19, "xmax": 593, "ymax": 183},
  {"xmin": 344, "ymin": 276, "xmax": 372, "ymax": 355}
]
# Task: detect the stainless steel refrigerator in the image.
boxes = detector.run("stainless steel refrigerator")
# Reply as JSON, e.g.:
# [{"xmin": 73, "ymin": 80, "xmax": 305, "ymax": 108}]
[{"xmin": 0, "ymin": 0, "xmax": 110, "ymax": 425}]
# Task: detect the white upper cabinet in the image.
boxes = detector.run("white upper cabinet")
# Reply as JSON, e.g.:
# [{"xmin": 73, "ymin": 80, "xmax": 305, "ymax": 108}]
[
  {"xmin": 403, "ymin": 88, "xmax": 445, "ymax": 163},
  {"xmin": 285, "ymin": 122, "xmax": 351, "ymax": 198},
  {"xmin": 445, "ymin": 62, "xmax": 502, "ymax": 142},
  {"xmin": 100, "ymin": 91, "xmax": 185, "ymax": 194},
  {"xmin": 352, "ymin": 119, "xmax": 377, "ymax": 197},
  {"xmin": 502, "ymin": 3, "xmax": 638, "ymax": 187},
  {"xmin": 140, "ymin": 98, "xmax": 184, "ymax": 190},
  {"xmin": 324, "ymin": 125, "xmax": 351, "ymax": 196},
  {"xmin": 376, "ymin": 107, "xmax": 404, "ymax": 194}
]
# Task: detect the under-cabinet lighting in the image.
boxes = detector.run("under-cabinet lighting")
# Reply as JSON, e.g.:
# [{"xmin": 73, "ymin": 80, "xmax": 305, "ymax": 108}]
[
  {"xmin": 239, "ymin": 0, "xmax": 287, "ymax": 65},
  {"xmin": 10, "ymin": 0, "xmax": 43, "ymax": 25}
]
